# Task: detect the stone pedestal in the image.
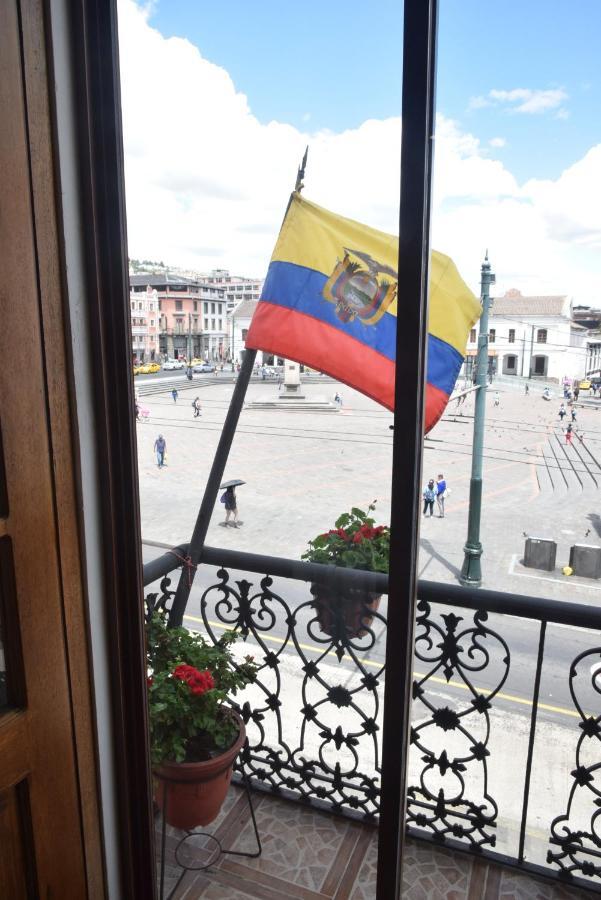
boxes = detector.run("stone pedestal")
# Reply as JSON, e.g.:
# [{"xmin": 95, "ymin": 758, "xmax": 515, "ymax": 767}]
[{"xmin": 281, "ymin": 360, "xmax": 305, "ymax": 399}]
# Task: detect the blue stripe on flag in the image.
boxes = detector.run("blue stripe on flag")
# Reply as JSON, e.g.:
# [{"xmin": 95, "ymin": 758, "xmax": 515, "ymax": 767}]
[{"xmin": 261, "ymin": 259, "xmax": 462, "ymax": 395}]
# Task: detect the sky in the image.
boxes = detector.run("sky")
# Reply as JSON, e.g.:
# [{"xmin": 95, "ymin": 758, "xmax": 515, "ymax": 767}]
[{"xmin": 118, "ymin": 0, "xmax": 601, "ymax": 301}]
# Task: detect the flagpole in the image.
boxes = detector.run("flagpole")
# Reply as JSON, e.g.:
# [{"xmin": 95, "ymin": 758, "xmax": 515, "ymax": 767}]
[
  {"xmin": 168, "ymin": 149, "xmax": 309, "ymax": 627},
  {"xmin": 168, "ymin": 347, "xmax": 257, "ymax": 626}
]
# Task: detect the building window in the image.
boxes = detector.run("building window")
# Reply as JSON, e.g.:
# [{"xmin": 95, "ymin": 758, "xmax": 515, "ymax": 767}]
[
  {"xmin": 242, "ymin": 328, "xmax": 248, "ymax": 341},
  {"xmin": 211, "ymin": 303, "xmax": 216, "ymax": 314},
  {"xmin": 158, "ymin": 300, "xmax": 162, "ymax": 311},
  {"xmin": 537, "ymin": 329, "xmax": 547, "ymax": 343},
  {"xmin": 211, "ymin": 319, "xmax": 216, "ymax": 330},
  {"xmin": 193, "ymin": 301, "xmax": 198, "ymax": 311},
  {"xmin": 508, "ymin": 329, "xmax": 515, "ymax": 343},
  {"xmin": 489, "ymin": 329, "xmax": 496, "ymax": 343},
  {"xmin": 150, "ymin": 319, "xmax": 154, "ymax": 326},
  {"xmin": 175, "ymin": 300, "xmax": 183, "ymax": 311},
  {"xmin": 204, "ymin": 318, "xmax": 209, "ymax": 330},
  {"xmin": 469, "ymin": 328, "xmax": 476, "ymax": 343},
  {"xmin": 235, "ymin": 294, "xmax": 242, "ymax": 300},
  {"xmin": 218, "ymin": 319, "xmax": 223, "ymax": 331},
  {"xmin": 204, "ymin": 302, "xmax": 208, "ymax": 313},
  {"xmin": 138, "ymin": 302, "xmax": 143, "ymax": 310}
]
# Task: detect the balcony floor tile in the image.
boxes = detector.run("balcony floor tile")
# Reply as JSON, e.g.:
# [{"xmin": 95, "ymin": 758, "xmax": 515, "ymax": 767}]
[{"xmin": 156, "ymin": 787, "xmax": 595, "ymax": 899}]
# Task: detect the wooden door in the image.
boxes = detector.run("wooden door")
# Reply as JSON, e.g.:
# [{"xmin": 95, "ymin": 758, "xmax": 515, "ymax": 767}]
[{"xmin": 0, "ymin": 0, "xmax": 103, "ymax": 896}]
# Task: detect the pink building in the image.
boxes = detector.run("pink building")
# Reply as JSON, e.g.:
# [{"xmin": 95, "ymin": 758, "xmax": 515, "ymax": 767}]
[{"xmin": 130, "ymin": 274, "xmax": 227, "ymax": 361}]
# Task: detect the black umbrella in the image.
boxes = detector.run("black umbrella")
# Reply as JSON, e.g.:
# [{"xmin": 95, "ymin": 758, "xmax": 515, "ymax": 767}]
[{"xmin": 220, "ymin": 479, "xmax": 246, "ymax": 489}]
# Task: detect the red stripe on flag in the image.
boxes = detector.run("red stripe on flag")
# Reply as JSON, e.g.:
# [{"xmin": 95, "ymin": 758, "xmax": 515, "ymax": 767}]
[
  {"xmin": 246, "ymin": 302, "xmax": 450, "ymax": 431},
  {"xmin": 247, "ymin": 303, "xmax": 395, "ymax": 408}
]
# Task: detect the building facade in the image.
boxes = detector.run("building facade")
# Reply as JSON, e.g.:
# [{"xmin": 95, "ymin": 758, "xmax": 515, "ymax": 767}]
[
  {"xmin": 129, "ymin": 286, "xmax": 159, "ymax": 362},
  {"xmin": 200, "ymin": 268, "xmax": 264, "ymax": 313},
  {"xmin": 465, "ymin": 289, "xmax": 586, "ymax": 383},
  {"xmin": 130, "ymin": 274, "xmax": 227, "ymax": 361}
]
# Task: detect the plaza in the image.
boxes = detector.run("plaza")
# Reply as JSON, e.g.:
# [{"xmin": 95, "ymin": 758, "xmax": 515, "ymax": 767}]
[{"xmin": 138, "ymin": 375, "xmax": 601, "ymax": 605}]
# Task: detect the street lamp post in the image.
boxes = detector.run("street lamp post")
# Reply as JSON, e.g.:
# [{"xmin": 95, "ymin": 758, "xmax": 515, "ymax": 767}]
[{"xmin": 459, "ymin": 253, "xmax": 496, "ymax": 587}]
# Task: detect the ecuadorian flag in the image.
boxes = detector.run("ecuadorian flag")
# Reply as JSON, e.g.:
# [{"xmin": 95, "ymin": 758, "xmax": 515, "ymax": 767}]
[{"xmin": 246, "ymin": 194, "xmax": 481, "ymax": 432}]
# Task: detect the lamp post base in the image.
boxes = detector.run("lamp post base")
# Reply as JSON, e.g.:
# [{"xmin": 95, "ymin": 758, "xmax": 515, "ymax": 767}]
[{"xmin": 459, "ymin": 542, "xmax": 482, "ymax": 587}]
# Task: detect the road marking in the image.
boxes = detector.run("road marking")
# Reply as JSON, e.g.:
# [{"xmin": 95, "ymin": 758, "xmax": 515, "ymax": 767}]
[
  {"xmin": 184, "ymin": 613, "xmax": 582, "ymax": 721},
  {"xmin": 508, "ymin": 553, "xmax": 601, "ymax": 592}
]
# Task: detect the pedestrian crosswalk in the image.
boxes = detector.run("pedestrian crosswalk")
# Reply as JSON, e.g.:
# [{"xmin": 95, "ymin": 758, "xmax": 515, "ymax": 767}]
[{"xmin": 536, "ymin": 429, "xmax": 601, "ymax": 493}]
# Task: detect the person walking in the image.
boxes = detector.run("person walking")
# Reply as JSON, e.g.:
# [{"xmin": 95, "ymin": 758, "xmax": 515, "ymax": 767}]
[
  {"xmin": 493, "ymin": 391, "xmax": 500, "ymax": 407},
  {"xmin": 525, "ymin": 383, "xmax": 529, "ymax": 396},
  {"xmin": 574, "ymin": 386, "xmax": 580, "ymax": 401},
  {"xmin": 334, "ymin": 392, "xmax": 342, "ymax": 407},
  {"xmin": 154, "ymin": 434, "xmax": 167, "ymax": 468},
  {"xmin": 222, "ymin": 486, "xmax": 239, "ymax": 526},
  {"xmin": 192, "ymin": 397, "xmax": 201, "ymax": 418},
  {"xmin": 558, "ymin": 403, "xmax": 566, "ymax": 422},
  {"xmin": 571, "ymin": 408, "xmax": 577, "ymax": 423},
  {"xmin": 423, "ymin": 480, "xmax": 436, "ymax": 517},
  {"xmin": 436, "ymin": 473, "xmax": 447, "ymax": 518},
  {"xmin": 565, "ymin": 423, "xmax": 573, "ymax": 445},
  {"xmin": 171, "ymin": 388, "xmax": 178, "ymax": 403}
]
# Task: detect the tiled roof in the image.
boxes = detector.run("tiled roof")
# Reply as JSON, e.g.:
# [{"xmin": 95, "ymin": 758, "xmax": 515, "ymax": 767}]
[
  {"xmin": 491, "ymin": 291, "xmax": 568, "ymax": 317},
  {"xmin": 232, "ymin": 299, "xmax": 259, "ymax": 318},
  {"xmin": 131, "ymin": 274, "xmax": 189, "ymax": 286}
]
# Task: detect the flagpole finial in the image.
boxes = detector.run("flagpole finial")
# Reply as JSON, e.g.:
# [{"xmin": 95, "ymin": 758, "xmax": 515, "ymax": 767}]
[{"xmin": 295, "ymin": 146, "xmax": 309, "ymax": 193}]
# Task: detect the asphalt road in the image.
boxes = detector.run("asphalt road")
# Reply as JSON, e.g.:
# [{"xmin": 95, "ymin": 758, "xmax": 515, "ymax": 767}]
[{"xmin": 143, "ymin": 543, "xmax": 597, "ymax": 729}]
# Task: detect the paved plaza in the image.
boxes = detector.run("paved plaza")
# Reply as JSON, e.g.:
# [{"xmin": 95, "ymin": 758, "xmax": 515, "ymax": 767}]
[{"xmin": 138, "ymin": 375, "xmax": 601, "ymax": 605}]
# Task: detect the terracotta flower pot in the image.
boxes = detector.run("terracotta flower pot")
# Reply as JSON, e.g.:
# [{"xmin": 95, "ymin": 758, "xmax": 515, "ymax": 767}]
[
  {"xmin": 154, "ymin": 711, "xmax": 246, "ymax": 830},
  {"xmin": 310, "ymin": 583, "xmax": 381, "ymax": 638}
]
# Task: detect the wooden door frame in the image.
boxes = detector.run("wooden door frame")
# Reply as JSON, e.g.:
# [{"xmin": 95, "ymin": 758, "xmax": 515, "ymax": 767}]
[{"xmin": 44, "ymin": 0, "xmax": 154, "ymax": 894}]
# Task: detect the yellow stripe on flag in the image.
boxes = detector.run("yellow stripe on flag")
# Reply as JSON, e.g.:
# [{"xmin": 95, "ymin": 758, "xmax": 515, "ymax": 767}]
[{"xmin": 271, "ymin": 194, "xmax": 480, "ymax": 356}]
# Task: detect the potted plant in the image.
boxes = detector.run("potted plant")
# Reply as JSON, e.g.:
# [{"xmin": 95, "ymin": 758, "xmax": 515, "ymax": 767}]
[
  {"xmin": 146, "ymin": 611, "xmax": 257, "ymax": 830},
  {"xmin": 301, "ymin": 504, "xmax": 390, "ymax": 638}
]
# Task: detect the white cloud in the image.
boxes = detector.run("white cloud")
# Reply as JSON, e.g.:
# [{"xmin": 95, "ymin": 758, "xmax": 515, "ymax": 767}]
[
  {"xmin": 117, "ymin": 1, "xmax": 600, "ymax": 303},
  {"xmin": 470, "ymin": 87, "xmax": 568, "ymax": 115},
  {"xmin": 489, "ymin": 137, "xmax": 506, "ymax": 148}
]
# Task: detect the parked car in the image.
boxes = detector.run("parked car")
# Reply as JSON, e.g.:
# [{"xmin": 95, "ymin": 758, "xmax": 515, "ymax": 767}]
[
  {"xmin": 193, "ymin": 363, "xmax": 216, "ymax": 373},
  {"xmin": 579, "ymin": 379, "xmax": 592, "ymax": 390},
  {"xmin": 163, "ymin": 359, "xmax": 185, "ymax": 371}
]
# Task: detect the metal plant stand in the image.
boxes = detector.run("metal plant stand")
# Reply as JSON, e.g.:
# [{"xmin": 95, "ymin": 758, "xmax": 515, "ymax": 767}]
[{"xmin": 158, "ymin": 770, "xmax": 262, "ymax": 900}]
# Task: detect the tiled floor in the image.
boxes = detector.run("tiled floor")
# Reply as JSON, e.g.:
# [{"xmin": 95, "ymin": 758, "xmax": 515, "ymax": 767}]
[{"xmin": 157, "ymin": 787, "xmax": 594, "ymax": 899}]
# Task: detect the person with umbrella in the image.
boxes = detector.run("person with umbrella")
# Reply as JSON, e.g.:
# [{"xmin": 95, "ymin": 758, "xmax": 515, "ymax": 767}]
[{"xmin": 220, "ymin": 478, "xmax": 245, "ymax": 527}]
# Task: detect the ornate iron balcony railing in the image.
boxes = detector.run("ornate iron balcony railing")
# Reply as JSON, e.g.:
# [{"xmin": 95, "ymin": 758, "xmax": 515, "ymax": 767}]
[{"xmin": 143, "ymin": 543, "xmax": 601, "ymax": 892}]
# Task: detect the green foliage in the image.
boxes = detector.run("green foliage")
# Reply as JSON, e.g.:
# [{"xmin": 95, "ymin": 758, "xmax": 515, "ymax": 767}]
[
  {"xmin": 146, "ymin": 612, "xmax": 257, "ymax": 766},
  {"xmin": 301, "ymin": 503, "xmax": 390, "ymax": 574}
]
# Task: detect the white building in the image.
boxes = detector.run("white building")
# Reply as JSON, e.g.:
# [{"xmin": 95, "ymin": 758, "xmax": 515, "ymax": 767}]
[
  {"xmin": 129, "ymin": 286, "xmax": 159, "ymax": 362},
  {"xmin": 229, "ymin": 300, "xmax": 260, "ymax": 365},
  {"xmin": 465, "ymin": 289, "xmax": 586, "ymax": 383},
  {"xmin": 201, "ymin": 269, "xmax": 264, "ymax": 313}
]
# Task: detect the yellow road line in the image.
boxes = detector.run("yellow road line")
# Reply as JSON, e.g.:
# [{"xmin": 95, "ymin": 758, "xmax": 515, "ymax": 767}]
[{"xmin": 184, "ymin": 613, "xmax": 581, "ymax": 721}]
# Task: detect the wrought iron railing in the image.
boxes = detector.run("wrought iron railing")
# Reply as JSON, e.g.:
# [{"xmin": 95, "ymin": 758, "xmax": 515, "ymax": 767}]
[{"xmin": 143, "ymin": 543, "xmax": 601, "ymax": 891}]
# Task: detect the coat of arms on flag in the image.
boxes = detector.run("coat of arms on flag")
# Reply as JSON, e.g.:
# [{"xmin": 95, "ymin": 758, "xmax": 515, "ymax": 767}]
[{"xmin": 322, "ymin": 249, "xmax": 397, "ymax": 326}]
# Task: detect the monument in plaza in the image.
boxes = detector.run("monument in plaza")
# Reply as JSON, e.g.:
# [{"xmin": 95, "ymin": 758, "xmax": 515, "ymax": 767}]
[
  {"xmin": 246, "ymin": 358, "xmax": 336, "ymax": 411},
  {"xmin": 280, "ymin": 360, "xmax": 305, "ymax": 400}
]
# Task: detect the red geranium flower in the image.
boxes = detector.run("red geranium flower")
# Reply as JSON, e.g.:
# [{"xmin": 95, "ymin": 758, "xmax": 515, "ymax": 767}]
[{"xmin": 173, "ymin": 664, "xmax": 215, "ymax": 696}]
